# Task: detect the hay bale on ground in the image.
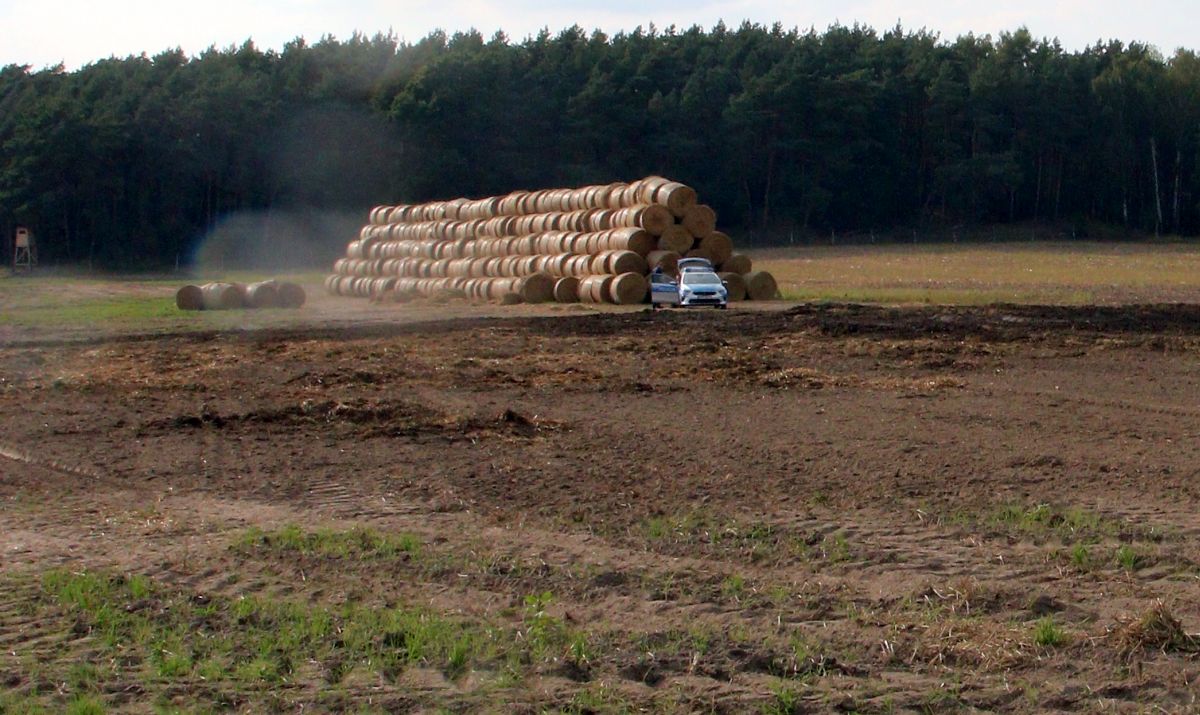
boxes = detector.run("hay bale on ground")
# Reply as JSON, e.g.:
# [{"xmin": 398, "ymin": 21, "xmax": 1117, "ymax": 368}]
[
  {"xmin": 277, "ymin": 282, "xmax": 307, "ymax": 308},
  {"xmin": 609, "ymin": 272, "xmax": 648, "ymax": 305},
  {"xmin": 743, "ymin": 271, "xmax": 779, "ymax": 300},
  {"xmin": 718, "ymin": 272, "xmax": 747, "ymax": 301},
  {"xmin": 519, "ymin": 272, "xmax": 555, "ymax": 303},
  {"xmin": 553, "ymin": 277, "xmax": 580, "ymax": 303},
  {"xmin": 200, "ymin": 283, "xmax": 243, "ymax": 310},
  {"xmin": 244, "ymin": 281, "xmax": 280, "ymax": 309},
  {"xmin": 175, "ymin": 285, "xmax": 204, "ymax": 311}
]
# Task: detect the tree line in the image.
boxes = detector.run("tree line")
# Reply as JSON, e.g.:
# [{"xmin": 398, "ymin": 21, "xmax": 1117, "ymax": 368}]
[{"xmin": 2, "ymin": 23, "xmax": 1199, "ymax": 269}]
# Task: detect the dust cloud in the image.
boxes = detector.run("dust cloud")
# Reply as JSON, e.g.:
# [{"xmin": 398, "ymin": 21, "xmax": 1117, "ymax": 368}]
[{"xmin": 190, "ymin": 208, "xmax": 360, "ymax": 274}]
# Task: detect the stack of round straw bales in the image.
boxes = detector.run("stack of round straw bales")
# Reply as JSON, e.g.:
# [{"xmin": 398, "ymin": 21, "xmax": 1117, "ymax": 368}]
[
  {"xmin": 326, "ymin": 177, "xmax": 779, "ymax": 305},
  {"xmin": 176, "ymin": 280, "xmax": 306, "ymax": 311}
]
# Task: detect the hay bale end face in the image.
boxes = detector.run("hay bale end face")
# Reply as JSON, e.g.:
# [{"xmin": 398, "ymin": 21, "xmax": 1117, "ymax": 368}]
[
  {"xmin": 609, "ymin": 272, "xmax": 648, "ymax": 305},
  {"xmin": 553, "ymin": 276, "xmax": 581, "ymax": 303},
  {"xmin": 700, "ymin": 232, "xmax": 734, "ymax": 266},
  {"xmin": 277, "ymin": 282, "xmax": 307, "ymax": 309},
  {"xmin": 720, "ymin": 254, "xmax": 753, "ymax": 275},
  {"xmin": 175, "ymin": 285, "xmax": 204, "ymax": 311},
  {"xmin": 681, "ymin": 204, "xmax": 717, "ymax": 239},
  {"xmin": 244, "ymin": 281, "xmax": 280, "ymax": 309},
  {"xmin": 743, "ymin": 271, "xmax": 779, "ymax": 300},
  {"xmin": 656, "ymin": 225, "xmax": 693, "ymax": 254},
  {"xmin": 519, "ymin": 272, "xmax": 555, "ymax": 304},
  {"xmin": 200, "ymin": 283, "xmax": 243, "ymax": 310},
  {"xmin": 718, "ymin": 272, "xmax": 747, "ymax": 301}
]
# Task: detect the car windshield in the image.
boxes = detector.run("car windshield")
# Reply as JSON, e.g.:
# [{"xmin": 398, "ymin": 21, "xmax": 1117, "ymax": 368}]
[{"xmin": 682, "ymin": 272, "xmax": 722, "ymax": 286}]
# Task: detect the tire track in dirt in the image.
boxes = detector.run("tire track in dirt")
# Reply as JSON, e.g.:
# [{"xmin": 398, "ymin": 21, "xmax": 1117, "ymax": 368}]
[
  {"xmin": 0, "ymin": 439, "xmax": 105, "ymax": 482},
  {"xmin": 986, "ymin": 387, "xmax": 1200, "ymax": 420}
]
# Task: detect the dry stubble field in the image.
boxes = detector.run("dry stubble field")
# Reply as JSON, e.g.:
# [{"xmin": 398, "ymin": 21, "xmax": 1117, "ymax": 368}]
[{"xmin": 1, "ymin": 244, "xmax": 1200, "ymax": 713}]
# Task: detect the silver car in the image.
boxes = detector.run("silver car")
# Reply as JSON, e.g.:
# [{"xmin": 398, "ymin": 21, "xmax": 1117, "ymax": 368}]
[{"xmin": 677, "ymin": 269, "xmax": 728, "ymax": 308}]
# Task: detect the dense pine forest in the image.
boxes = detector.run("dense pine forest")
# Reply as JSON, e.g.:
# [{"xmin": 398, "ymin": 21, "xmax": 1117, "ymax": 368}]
[{"xmin": 2, "ymin": 23, "xmax": 1199, "ymax": 269}]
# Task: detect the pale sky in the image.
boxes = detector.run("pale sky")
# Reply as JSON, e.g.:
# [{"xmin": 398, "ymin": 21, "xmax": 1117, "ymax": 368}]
[{"xmin": 0, "ymin": 0, "xmax": 1195, "ymax": 70}]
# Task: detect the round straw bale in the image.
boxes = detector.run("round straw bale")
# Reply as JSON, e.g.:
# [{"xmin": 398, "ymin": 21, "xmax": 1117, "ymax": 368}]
[
  {"xmin": 635, "ymin": 176, "xmax": 668, "ymax": 204},
  {"xmin": 244, "ymin": 281, "xmax": 280, "ymax": 309},
  {"xmin": 500, "ymin": 292, "xmax": 524, "ymax": 305},
  {"xmin": 639, "ymin": 205, "xmax": 674, "ymax": 236},
  {"xmin": 277, "ymin": 282, "xmax": 307, "ymax": 308},
  {"xmin": 519, "ymin": 272, "xmax": 555, "ymax": 303},
  {"xmin": 200, "ymin": 283, "xmax": 243, "ymax": 310},
  {"xmin": 686, "ymin": 247, "xmax": 716, "ymax": 262},
  {"xmin": 621, "ymin": 228, "xmax": 654, "ymax": 255},
  {"xmin": 682, "ymin": 204, "xmax": 717, "ymax": 239},
  {"xmin": 646, "ymin": 250, "xmax": 680, "ymax": 274},
  {"xmin": 553, "ymin": 276, "xmax": 581, "ymax": 303},
  {"xmin": 720, "ymin": 254, "xmax": 753, "ymax": 274},
  {"xmin": 577, "ymin": 275, "xmax": 601, "ymax": 303},
  {"xmin": 597, "ymin": 275, "xmax": 617, "ymax": 304},
  {"xmin": 654, "ymin": 181, "xmax": 698, "ymax": 217},
  {"xmin": 718, "ymin": 272, "xmax": 747, "ymax": 301},
  {"xmin": 609, "ymin": 272, "xmax": 648, "ymax": 305},
  {"xmin": 743, "ymin": 271, "xmax": 779, "ymax": 300},
  {"xmin": 175, "ymin": 285, "xmax": 204, "ymax": 310},
  {"xmin": 609, "ymin": 250, "xmax": 648, "ymax": 275},
  {"xmin": 699, "ymin": 232, "xmax": 734, "ymax": 266},
  {"xmin": 656, "ymin": 225, "xmax": 693, "ymax": 254}
]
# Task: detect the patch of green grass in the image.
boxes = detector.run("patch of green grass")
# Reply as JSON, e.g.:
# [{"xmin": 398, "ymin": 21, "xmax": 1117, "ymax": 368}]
[
  {"xmin": 25, "ymin": 567, "xmax": 597, "ymax": 710},
  {"xmin": 825, "ymin": 532, "xmax": 852, "ymax": 563},
  {"xmin": 1115, "ymin": 544, "xmax": 1140, "ymax": 571},
  {"xmin": 1032, "ymin": 617, "xmax": 1067, "ymax": 647},
  {"xmin": 64, "ymin": 695, "xmax": 107, "ymax": 715},
  {"xmin": 1069, "ymin": 543, "xmax": 1092, "ymax": 570},
  {"xmin": 0, "ymin": 692, "xmax": 48, "ymax": 715},
  {"xmin": 565, "ymin": 684, "xmax": 633, "ymax": 714},
  {"xmin": 637, "ymin": 511, "xmax": 810, "ymax": 564},
  {"xmin": 237, "ymin": 525, "xmax": 421, "ymax": 560},
  {"xmin": 721, "ymin": 574, "xmax": 747, "ymax": 600},
  {"xmin": 762, "ymin": 682, "xmax": 804, "ymax": 715},
  {"xmin": 521, "ymin": 591, "xmax": 583, "ymax": 664},
  {"xmin": 976, "ymin": 503, "xmax": 1133, "ymax": 544},
  {"xmin": 0, "ymin": 296, "xmax": 183, "ymax": 328}
]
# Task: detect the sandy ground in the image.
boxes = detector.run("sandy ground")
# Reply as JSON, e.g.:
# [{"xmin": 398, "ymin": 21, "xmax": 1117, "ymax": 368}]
[{"xmin": 2, "ymin": 304, "xmax": 1199, "ymax": 712}]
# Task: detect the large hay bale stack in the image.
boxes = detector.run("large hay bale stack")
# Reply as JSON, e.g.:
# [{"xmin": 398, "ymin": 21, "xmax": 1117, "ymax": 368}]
[{"xmin": 327, "ymin": 177, "xmax": 778, "ymax": 307}]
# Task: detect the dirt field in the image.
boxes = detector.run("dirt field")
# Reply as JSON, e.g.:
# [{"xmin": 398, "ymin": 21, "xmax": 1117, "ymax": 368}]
[{"xmin": 2, "ymin": 296, "xmax": 1200, "ymax": 713}]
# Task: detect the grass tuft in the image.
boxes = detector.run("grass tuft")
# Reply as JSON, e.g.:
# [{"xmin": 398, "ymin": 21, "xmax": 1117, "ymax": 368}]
[{"xmin": 1032, "ymin": 617, "xmax": 1067, "ymax": 647}]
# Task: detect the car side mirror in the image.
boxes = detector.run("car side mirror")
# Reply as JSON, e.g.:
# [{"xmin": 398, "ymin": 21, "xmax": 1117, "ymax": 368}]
[{"xmin": 721, "ymin": 281, "xmax": 729, "ymax": 288}]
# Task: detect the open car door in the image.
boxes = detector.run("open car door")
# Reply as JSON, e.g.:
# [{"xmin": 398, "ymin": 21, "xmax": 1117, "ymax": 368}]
[{"xmin": 649, "ymin": 272, "xmax": 680, "ymax": 308}]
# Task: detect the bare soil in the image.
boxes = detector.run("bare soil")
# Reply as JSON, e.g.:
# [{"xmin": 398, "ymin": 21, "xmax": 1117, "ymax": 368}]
[{"xmin": 2, "ymin": 303, "xmax": 1199, "ymax": 712}]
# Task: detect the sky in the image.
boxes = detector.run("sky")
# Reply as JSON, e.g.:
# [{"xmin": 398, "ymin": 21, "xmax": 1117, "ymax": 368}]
[{"xmin": 0, "ymin": 0, "xmax": 1196, "ymax": 70}]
